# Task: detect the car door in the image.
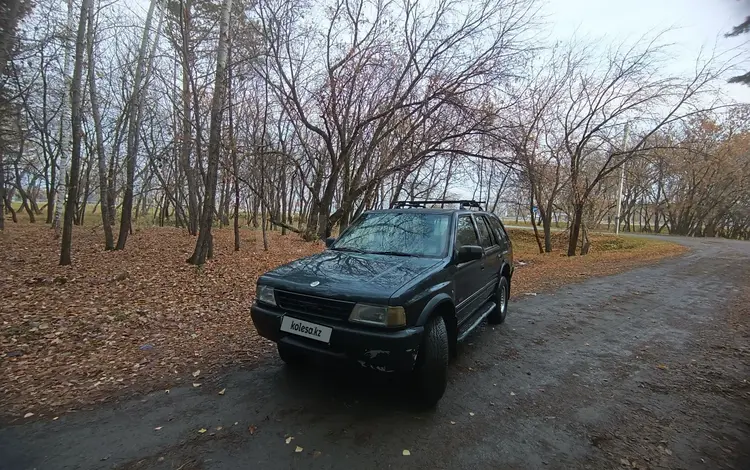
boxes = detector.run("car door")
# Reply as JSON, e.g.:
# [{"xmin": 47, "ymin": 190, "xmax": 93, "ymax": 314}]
[
  {"xmin": 454, "ymin": 215, "xmax": 485, "ymax": 325},
  {"xmin": 474, "ymin": 214, "xmax": 502, "ymax": 296}
]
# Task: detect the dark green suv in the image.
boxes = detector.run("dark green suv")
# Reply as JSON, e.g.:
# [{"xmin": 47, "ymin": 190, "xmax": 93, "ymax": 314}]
[{"xmin": 250, "ymin": 200, "xmax": 514, "ymax": 407}]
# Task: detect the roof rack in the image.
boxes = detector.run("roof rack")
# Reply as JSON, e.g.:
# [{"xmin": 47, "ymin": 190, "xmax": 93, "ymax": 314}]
[{"xmin": 392, "ymin": 200, "xmax": 486, "ymax": 211}]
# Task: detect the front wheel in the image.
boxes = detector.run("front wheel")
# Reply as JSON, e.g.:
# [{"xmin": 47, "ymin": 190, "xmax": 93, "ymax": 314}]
[
  {"xmin": 412, "ymin": 316, "xmax": 449, "ymax": 409},
  {"xmin": 488, "ymin": 276, "xmax": 509, "ymax": 324}
]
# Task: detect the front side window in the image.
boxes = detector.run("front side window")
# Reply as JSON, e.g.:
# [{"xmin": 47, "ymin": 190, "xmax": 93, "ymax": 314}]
[
  {"xmin": 456, "ymin": 216, "xmax": 479, "ymax": 248},
  {"xmin": 333, "ymin": 212, "xmax": 450, "ymax": 258}
]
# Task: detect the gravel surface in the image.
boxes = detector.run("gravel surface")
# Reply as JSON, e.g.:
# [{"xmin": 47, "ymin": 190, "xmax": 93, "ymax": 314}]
[{"xmin": 1, "ymin": 236, "xmax": 748, "ymax": 470}]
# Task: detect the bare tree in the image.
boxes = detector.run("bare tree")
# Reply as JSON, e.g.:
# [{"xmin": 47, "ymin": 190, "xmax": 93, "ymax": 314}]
[
  {"xmin": 556, "ymin": 35, "xmax": 729, "ymax": 255},
  {"xmin": 86, "ymin": 2, "xmax": 113, "ymax": 250},
  {"xmin": 188, "ymin": 0, "xmax": 233, "ymax": 265},
  {"xmin": 257, "ymin": 0, "xmax": 535, "ymax": 239},
  {"xmin": 60, "ymin": 0, "xmax": 93, "ymax": 265},
  {"xmin": 116, "ymin": 0, "xmax": 161, "ymax": 250},
  {"xmin": 50, "ymin": 0, "xmax": 75, "ymax": 235}
]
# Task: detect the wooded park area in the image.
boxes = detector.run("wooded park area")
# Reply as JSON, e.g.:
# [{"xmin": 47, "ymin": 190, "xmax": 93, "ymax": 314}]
[{"xmin": 0, "ymin": 0, "xmax": 749, "ymax": 265}]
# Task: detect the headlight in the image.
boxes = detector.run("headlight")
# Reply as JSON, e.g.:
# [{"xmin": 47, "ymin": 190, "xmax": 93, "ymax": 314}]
[
  {"xmin": 349, "ymin": 304, "xmax": 406, "ymax": 327},
  {"xmin": 256, "ymin": 285, "xmax": 276, "ymax": 306}
]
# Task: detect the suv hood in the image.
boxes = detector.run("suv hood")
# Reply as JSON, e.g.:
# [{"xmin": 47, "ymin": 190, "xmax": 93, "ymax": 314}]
[{"xmin": 259, "ymin": 250, "xmax": 441, "ymax": 303}]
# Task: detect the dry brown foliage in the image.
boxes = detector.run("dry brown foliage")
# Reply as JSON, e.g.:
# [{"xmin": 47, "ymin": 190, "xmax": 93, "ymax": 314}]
[{"xmin": 0, "ymin": 224, "xmax": 686, "ymax": 418}]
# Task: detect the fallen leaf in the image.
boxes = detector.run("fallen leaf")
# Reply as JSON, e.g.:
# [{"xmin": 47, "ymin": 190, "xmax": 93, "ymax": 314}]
[
  {"xmin": 248, "ymin": 425, "xmax": 257, "ymax": 435},
  {"xmin": 192, "ymin": 370, "xmax": 201, "ymax": 377},
  {"xmin": 198, "ymin": 428, "xmax": 207, "ymax": 434},
  {"xmin": 0, "ymin": 226, "xmax": 685, "ymax": 418},
  {"xmin": 657, "ymin": 364, "xmax": 668, "ymax": 370},
  {"xmin": 402, "ymin": 450, "xmax": 411, "ymax": 456},
  {"xmin": 192, "ymin": 383, "xmax": 201, "ymax": 387},
  {"xmin": 24, "ymin": 412, "xmax": 34, "ymax": 418},
  {"xmin": 295, "ymin": 446, "xmax": 303, "ymax": 453},
  {"xmin": 154, "ymin": 426, "xmax": 162, "ymax": 431},
  {"xmin": 285, "ymin": 436, "xmax": 293, "ymax": 444},
  {"xmin": 218, "ymin": 388, "xmax": 226, "ymax": 395}
]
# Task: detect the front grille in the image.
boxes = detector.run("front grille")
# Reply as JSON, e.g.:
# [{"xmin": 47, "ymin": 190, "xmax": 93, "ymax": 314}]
[{"xmin": 275, "ymin": 290, "xmax": 355, "ymax": 320}]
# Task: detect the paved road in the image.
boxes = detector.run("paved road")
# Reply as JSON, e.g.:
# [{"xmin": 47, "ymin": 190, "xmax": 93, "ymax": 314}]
[{"xmin": 2, "ymin": 237, "xmax": 749, "ymax": 470}]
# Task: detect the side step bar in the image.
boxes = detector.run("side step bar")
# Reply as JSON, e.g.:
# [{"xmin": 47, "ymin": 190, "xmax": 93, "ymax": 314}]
[{"xmin": 457, "ymin": 301, "xmax": 496, "ymax": 342}]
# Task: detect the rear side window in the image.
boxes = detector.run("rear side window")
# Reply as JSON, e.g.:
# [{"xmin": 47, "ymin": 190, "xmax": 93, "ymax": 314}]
[
  {"xmin": 488, "ymin": 216, "xmax": 509, "ymax": 245},
  {"xmin": 474, "ymin": 216, "xmax": 494, "ymax": 248},
  {"xmin": 456, "ymin": 216, "xmax": 479, "ymax": 248}
]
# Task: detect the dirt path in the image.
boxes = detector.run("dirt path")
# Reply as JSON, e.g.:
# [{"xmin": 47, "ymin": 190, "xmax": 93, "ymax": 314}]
[{"xmin": 1, "ymin": 237, "xmax": 748, "ymax": 470}]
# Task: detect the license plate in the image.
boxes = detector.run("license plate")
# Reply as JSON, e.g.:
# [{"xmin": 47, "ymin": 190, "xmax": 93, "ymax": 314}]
[{"xmin": 280, "ymin": 316, "xmax": 332, "ymax": 343}]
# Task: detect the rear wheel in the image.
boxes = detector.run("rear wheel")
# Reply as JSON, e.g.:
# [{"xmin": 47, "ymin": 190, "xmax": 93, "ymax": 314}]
[
  {"xmin": 413, "ymin": 316, "xmax": 449, "ymax": 409},
  {"xmin": 488, "ymin": 276, "xmax": 509, "ymax": 324},
  {"xmin": 277, "ymin": 342, "xmax": 305, "ymax": 367}
]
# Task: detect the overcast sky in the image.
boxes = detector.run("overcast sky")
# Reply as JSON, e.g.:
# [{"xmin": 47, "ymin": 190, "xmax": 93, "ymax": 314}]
[{"xmin": 543, "ymin": 0, "xmax": 750, "ymax": 102}]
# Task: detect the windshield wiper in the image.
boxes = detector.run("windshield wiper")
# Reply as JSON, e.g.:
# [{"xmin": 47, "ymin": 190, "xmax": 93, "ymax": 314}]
[{"xmin": 369, "ymin": 250, "xmax": 419, "ymax": 257}]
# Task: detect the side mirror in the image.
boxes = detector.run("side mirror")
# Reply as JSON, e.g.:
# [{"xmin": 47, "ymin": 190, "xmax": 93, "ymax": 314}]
[
  {"xmin": 456, "ymin": 245, "xmax": 483, "ymax": 263},
  {"xmin": 325, "ymin": 237, "xmax": 336, "ymax": 248}
]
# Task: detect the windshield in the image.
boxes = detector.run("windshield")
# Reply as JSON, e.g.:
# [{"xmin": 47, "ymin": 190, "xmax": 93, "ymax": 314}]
[{"xmin": 332, "ymin": 212, "xmax": 450, "ymax": 258}]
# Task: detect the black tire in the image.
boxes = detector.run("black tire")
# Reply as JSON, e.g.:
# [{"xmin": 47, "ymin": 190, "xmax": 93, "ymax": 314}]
[
  {"xmin": 488, "ymin": 276, "xmax": 509, "ymax": 325},
  {"xmin": 277, "ymin": 342, "xmax": 305, "ymax": 367},
  {"xmin": 413, "ymin": 315, "xmax": 449, "ymax": 409}
]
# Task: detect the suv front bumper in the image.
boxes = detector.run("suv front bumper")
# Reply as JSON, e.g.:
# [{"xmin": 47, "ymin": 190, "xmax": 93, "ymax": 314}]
[{"xmin": 251, "ymin": 302, "xmax": 424, "ymax": 372}]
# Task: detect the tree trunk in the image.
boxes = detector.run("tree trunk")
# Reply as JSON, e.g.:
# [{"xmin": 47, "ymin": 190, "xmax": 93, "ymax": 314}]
[
  {"xmin": 580, "ymin": 222, "xmax": 591, "ymax": 255},
  {"xmin": 178, "ymin": 0, "xmax": 200, "ymax": 236},
  {"xmin": 0, "ymin": 138, "xmax": 4, "ymax": 231},
  {"xmin": 217, "ymin": 175, "xmax": 227, "ymax": 228},
  {"xmin": 76, "ymin": 156, "xmax": 91, "ymax": 225},
  {"xmin": 116, "ymin": 0, "xmax": 158, "ymax": 250},
  {"xmin": 4, "ymin": 191, "xmax": 17, "ymax": 223},
  {"xmin": 280, "ymin": 171, "xmax": 287, "ymax": 235},
  {"xmin": 187, "ymin": 0, "xmax": 232, "ymax": 265},
  {"xmin": 53, "ymin": 0, "xmax": 75, "ymax": 236},
  {"xmin": 60, "ymin": 0, "xmax": 91, "ymax": 265},
  {"xmin": 260, "ymin": 198, "xmax": 268, "ymax": 251},
  {"xmin": 227, "ymin": 43, "xmax": 240, "ymax": 251},
  {"xmin": 0, "ymin": 0, "xmax": 24, "ymax": 226},
  {"xmin": 12, "ymin": 138, "xmax": 36, "ymax": 223},
  {"xmin": 87, "ymin": 8, "xmax": 113, "ymax": 249},
  {"xmin": 567, "ymin": 204, "xmax": 584, "ymax": 257},
  {"xmin": 529, "ymin": 194, "xmax": 543, "ymax": 254}
]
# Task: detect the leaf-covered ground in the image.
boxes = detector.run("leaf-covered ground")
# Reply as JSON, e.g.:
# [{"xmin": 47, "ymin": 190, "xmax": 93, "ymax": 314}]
[{"xmin": 0, "ymin": 224, "xmax": 687, "ymax": 419}]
